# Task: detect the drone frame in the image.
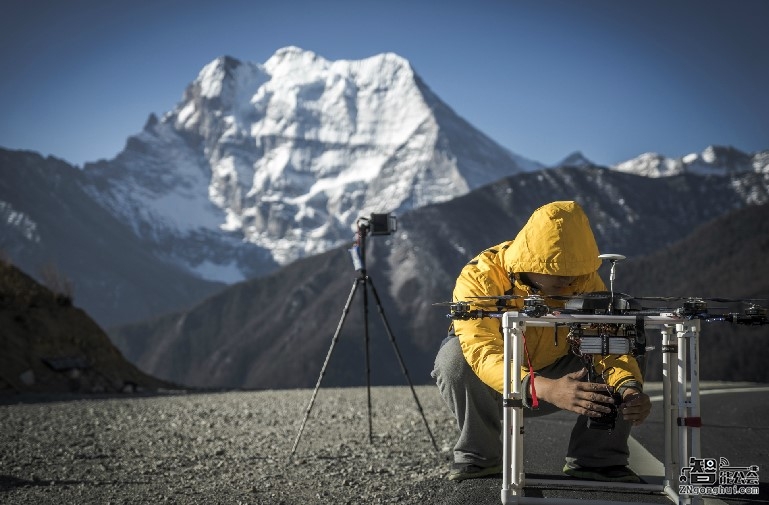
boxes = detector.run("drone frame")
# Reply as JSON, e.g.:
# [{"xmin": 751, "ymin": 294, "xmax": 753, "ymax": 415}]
[
  {"xmin": 437, "ymin": 252, "xmax": 766, "ymax": 504},
  {"xmin": 500, "ymin": 310, "xmax": 702, "ymax": 505}
]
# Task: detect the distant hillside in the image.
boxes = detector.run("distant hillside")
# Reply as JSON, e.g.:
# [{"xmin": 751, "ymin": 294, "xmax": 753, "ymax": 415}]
[
  {"xmin": 0, "ymin": 258, "xmax": 172, "ymax": 394},
  {"xmin": 0, "ymin": 149, "xmax": 227, "ymax": 327},
  {"xmin": 617, "ymin": 202, "xmax": 769, "ymax": 382},
  {"xmin": 109, "ymin": 167, "xmax": 769, "ymax": 389}
]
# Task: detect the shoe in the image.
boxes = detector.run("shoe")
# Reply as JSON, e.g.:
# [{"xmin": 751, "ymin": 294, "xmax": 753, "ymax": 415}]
[
  {"xmin": 448, "ymin": 462, "xmax": 503, "ymax": 481},
  {"xmin": 563, "ymin": 464, "xmax": 641, "ymax": 483}
]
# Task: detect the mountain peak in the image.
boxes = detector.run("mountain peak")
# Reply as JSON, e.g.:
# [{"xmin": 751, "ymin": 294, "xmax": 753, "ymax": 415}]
[
  {"xmin": 554, "ymin": 151, "xmax": 594, "ymax": 168},
  {"xmin": 142, "ymin": 113, "xmax": 159, "ymax": 132},
  {"xmin": 198, "ymin": 55, "xmax": 244, "ymax": 78},
  {"xmin": 613, "ymin": 151, "xmax": 684, "ymax": 177},
  {"xmin": 193, "ymin": 55, "xmax": 250, "ymax": 100},
  {"xmin": 699, "ymin": 145, "xmax": 751, "ymax": 164},
  {"xmin": 84, "ymin": 48, "xmax": 537, "ymax": 280},
  {"xmin": 271, "ymin": 45, "xmax": 317, "ymax": 60},
  {"xmin": 264, "ymin": 46, "xmax": 328, "ymax": 76}
]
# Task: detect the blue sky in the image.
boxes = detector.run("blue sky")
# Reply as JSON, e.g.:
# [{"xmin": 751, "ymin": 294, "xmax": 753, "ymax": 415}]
[{"xmin": 1, "ymin": 0, "xmax": 767, "ymax": 168}]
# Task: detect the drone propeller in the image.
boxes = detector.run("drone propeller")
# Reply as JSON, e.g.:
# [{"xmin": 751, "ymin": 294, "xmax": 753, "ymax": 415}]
[
  {"xmin": 467, "ymin": 294, "xmax": 574, "ymax": 301},
  {"xmin": 466, "ymin": 295, "xmax": 524, "ymax": 300},
  {"xmin": 432, "ymin": 300, "xmax": 505, "ymax": 310},
  {"xmin": 634, "ymin": 296, "xmax": 768, "ymax": 304},
  {"xmin": 632, "ymin": 296, "xmax": 686, "ymax": 302}
]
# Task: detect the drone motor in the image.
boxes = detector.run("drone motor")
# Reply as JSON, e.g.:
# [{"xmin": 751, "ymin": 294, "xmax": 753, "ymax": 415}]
[
  {"xmin": 727, "ymin": 303, "xmax": 769, "ymax": 325},
  {"xmin": 522, "ymin": 295, "xmax": 549, "ymax": 317},
  {"xmin": 675, "ymin": 298, "xmax": 709, "ymax": 318}
]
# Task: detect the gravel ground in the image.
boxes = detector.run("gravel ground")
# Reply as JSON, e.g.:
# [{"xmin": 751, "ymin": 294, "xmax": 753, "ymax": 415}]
[{"xmin": 0, "ymin": 385, "xmax": 460, "ymax": 504}]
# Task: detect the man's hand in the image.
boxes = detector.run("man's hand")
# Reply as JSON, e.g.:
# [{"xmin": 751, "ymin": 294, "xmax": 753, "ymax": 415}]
[
  {"xmin": 620, "ymin": 389, "xmax": 651, "ymax": 426},
  {"xmin": 535, "ymin": 368, "xmax": 616, "ymax": 417}
]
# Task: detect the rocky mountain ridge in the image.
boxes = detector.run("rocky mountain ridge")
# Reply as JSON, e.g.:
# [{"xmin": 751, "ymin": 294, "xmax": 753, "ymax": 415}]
[{"xmin": 612, "ymin": 145, "xmax": 768, "ymax": 179}]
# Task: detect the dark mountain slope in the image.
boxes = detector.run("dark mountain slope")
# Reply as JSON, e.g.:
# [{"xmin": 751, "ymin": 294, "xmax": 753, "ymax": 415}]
[
  {"xmin": 384, "ymin": 167, "xmax": 767, "ymax": 353},
  {"xmin": 109, "ymin": 167, "xmax": 769, "ymax": 389},
  {"xmin": 0, "ymin": 258, "xmax": 171, "ymax": 394},
  {"xmin": 617, "ymin": 202, "xmax": 769, "ymax": 382},
  {"xmin": 111, "ymin": 246, "xmax": 394, "ymax": 389}
]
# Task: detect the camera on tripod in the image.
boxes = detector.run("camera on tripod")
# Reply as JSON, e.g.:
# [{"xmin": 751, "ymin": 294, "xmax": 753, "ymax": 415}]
[
  {"xmin": 291, "ymin": 210, "xmax": 438, "ymax": 459},
  {"xmin": 349, "ymin": 213, "xmax": 397, "ymax": 272},
  {"xmin": 358, "ymin": 213, "xmax": 397, "ymax": 236}
]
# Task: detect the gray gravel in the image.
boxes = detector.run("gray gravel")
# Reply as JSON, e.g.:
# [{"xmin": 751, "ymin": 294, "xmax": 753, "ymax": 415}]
[{"xmin": 0, "ymin": 385, "xmax": 460, "ymax": 504}]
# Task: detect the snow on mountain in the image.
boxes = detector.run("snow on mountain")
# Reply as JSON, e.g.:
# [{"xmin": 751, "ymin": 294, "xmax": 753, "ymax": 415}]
[
  {"xmin": 82, "ymin": 47, "xmax": 541, "ymax": 281},
  {"xmin": 612, "ymin": 145, "xmax": 768, "ymax": 177},
  {"xmin": 0, "ymin": 200, "xmax": 40, "ymax": 244}
]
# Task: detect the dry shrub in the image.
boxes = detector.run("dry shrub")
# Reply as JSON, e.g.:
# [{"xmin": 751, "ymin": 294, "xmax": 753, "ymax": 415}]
[{"xmin": 38, "ymin": 262, "xmax": 74, "ymax": 306}]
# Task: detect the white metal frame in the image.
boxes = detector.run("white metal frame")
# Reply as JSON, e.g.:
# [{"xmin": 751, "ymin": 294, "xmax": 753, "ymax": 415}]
[{"xmin": 501, "ymin": 311, "xmax": 702, "ymax": 505}]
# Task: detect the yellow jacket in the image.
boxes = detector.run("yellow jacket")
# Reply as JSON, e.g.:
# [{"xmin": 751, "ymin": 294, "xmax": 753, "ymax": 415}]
[{"xmin": 452, "ymin": 201, "xmax": 642, "ymax": 394}]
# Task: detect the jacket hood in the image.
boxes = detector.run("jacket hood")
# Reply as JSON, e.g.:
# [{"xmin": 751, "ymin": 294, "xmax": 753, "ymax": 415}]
[{"xmin": 503, "ymin": 201, "xmax": 601, "ymax": 276}]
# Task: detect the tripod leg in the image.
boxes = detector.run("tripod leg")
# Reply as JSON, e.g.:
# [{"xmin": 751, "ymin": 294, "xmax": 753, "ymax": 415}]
[
  {"xmin": 365, "ymin": 276, "xmax": 440, "ymax": 451},
  {"xmin": 362, "ymin": 271, "xmax": 374, "ymax": 443},
  {"xmin": 288, "ymin": 278, "xmax": 361, "ymax": 460}
]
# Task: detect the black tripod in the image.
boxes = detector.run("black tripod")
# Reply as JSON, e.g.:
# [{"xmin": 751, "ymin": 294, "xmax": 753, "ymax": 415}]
[{"xmin": 289, "ymin": 216, "xmax": 438, "ymax": 459}]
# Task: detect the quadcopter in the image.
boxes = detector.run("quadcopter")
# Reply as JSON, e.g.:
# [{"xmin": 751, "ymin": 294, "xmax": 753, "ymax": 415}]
[
  {"xmin": 439, "ymin": 293, "xmax": 768, "ymax": 325},
  {"xmin": 435, "ymin": 253, "xmax": 768, "ymax": 398},
  {"xmin": 439, "ymin": 254, "xmax": 768, "ymax": 502},
  {"xmin": 435, "ymin": 254, "xmax": 768, "ymax": 326}
]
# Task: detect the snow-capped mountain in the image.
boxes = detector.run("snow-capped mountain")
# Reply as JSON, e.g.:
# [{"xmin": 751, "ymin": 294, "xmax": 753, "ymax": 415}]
[
  {"xmin": 612, "ymin": 145, "xmax": 768, "ymax": 178},
  {"xmin": 5, "ymin": 46, "xmax": 766, "ymax": 329},
  {"xmin": 82, "ymin": 47, "xmax": 541, "ymax": 282}
]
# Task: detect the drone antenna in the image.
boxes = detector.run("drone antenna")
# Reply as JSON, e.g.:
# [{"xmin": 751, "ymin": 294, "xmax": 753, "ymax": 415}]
[{"xmin": 598, "ymin": 254, "xmax": 626, "ymax": 313}]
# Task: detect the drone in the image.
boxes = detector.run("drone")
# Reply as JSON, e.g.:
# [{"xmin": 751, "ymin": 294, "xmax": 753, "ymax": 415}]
[
  {"xmin": 436, "ymin": 254, "xmax": 768, "ymax": 326},
  {"xmin": 436, "ymin": 254, "xmax": 768, "ymax": 435},
  {"xmin": 439, "ymin": 292, "xmax": 768, "ymax": 325}
]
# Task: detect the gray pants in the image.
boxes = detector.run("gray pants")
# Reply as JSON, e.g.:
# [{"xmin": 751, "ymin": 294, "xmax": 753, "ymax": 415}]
[{"xmin": 431, "ymin": 337, "xmax": 632, "ymax": 469}]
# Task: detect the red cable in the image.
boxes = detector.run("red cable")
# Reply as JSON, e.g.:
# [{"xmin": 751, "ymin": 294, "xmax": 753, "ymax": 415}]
[{"xmin": 522, "ymin": 332, "xmax": 539, "ymax": 409}]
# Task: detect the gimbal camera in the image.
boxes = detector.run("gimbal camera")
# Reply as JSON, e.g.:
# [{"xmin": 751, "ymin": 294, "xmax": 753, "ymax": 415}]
[{"xmin": 356, "ymin": 213, "xmax": 397, "ymax": 236}]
